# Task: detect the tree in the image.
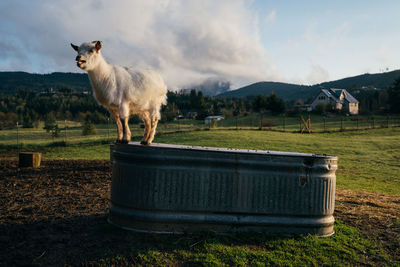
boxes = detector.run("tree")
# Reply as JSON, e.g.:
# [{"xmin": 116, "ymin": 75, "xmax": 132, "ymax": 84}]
[
  {"xmin": 189, "ymin": 90, "xmax": 208, "ymax": 119},
  {"xmin": 266, "ymin": 93, "xmax": 286, "ymax": 114},
  {"xmin": 252, "ymin": 93, "xmax": 286, "ymax": 114},
  {"xmin": 44, "ymin": 113, "xmax": 60, "ymax": 138},
  {"xmin": 252, "ymin": 95, "xmax": 267, "ymax": 113},
  {"xmin": 314, "ymin": 102, "xmax": 327, "ymax": 115},
  {"xmin": 161, "ymin": 103, "xmax": 179, "ymax": 124},
  {"xmin": 388, "ymin": 78, "xmax": 400, "ymax": 113},
  {"xmin": 82, "ymin": 120, "xmax": 97, "ymax": 135},
  {"xmin": 22, "ymin": 110, "xmax": 34, "ymax": 128}
]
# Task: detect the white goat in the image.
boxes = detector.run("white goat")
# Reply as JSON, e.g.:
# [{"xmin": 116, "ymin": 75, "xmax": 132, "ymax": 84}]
[{"xmin": 71, "ymin": 41, "xmax": 167, "ymax": 145}]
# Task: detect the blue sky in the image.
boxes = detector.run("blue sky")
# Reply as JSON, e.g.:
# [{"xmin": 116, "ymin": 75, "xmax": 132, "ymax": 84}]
[
  {"xmin": 0, "ymin": 0, "xmax": 399, "ymax": 89},
  {"xmin": 251, "ymin": 1, "xmax": 400, "ymax": 84}
]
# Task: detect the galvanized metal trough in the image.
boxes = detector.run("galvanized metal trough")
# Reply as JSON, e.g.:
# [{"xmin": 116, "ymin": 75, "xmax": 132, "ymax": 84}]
[{"xmin": 109, "ymin": 142, "xmax": 337, "ymax": 236}]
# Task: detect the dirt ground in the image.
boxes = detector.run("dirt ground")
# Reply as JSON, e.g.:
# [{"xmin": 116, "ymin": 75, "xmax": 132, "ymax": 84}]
[{"xmin": 0, "ymin": 159, "xmax": 399, "ymax": 266}]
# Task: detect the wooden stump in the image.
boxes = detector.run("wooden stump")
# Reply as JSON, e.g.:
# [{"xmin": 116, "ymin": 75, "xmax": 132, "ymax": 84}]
[{"xmin": 19, "ymin": 152, "xmax": 42, "ymax": 168}]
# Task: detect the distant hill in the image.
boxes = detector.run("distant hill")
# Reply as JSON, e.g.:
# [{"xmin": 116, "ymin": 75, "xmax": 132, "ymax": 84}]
[
  {"xmin": 0, "ymin": 72, "xmax": 90, "ymax": 94},
  {"xmin": 316, "ymin": 70, "xmax": 400, "ymax": 90},
  {"xmin": 217, "ymin": 70, "xmax": 400, "ymax": 101},
  {"xmin": 1, "ymin": 69, "xmax": 400, "ymax": 100},
  {"xmin": 217, "ymin": 81, "xmax": 316, "ymax": 101}
]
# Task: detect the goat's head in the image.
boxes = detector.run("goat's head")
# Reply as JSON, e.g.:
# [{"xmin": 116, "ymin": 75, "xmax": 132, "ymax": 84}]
[{"xmin": 71, "ymin": 41, "xmax": 102, "ymax": 71}]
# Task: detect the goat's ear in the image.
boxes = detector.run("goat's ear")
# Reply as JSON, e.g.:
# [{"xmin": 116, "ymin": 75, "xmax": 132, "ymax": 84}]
[
  {"xmin": 71, "ymin": 43, "xmax": 79, "ymax": 52},
  {"xmin": 93, "ymin": 40, "xmax": 102, "ymax": 52}
]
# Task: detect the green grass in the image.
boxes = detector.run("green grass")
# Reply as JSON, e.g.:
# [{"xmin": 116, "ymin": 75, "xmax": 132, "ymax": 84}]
[
  {"xmin": 2, "ymin": 125, "xmax": 399, "ymax": 195},
  {"xmin": 87, "ymin": 220, "xmax": 393, "ymax": 266},
  {"xmin": 2, "ymin": 123, "xmax": 399, "ymax": 265},
  {"xmin": 158, "ymin": 128, "xmax": 400, "ymax": 195},
  {"xmin": 2, "ymin": 115, "xmax": 399, "ymax": 149}
]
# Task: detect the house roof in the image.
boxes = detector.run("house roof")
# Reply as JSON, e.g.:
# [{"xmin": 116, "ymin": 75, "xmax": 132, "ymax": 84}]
[
  {"xmin": 333, "ymin": 89, "xmax": 359, "ymax": 103},
  {"xmin": 321, "ymin": 89, "xmax": 339, "ymax": 102},
  {"xmin": 205, "ymin": 115, "xmax": 224, "ymax": 119},
  {"xmin": 320, "ymin": 88, "xmax": 359, "ymax": 103}
]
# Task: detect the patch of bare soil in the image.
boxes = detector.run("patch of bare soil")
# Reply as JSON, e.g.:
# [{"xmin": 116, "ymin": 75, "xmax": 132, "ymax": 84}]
[
  {"xmin": 335, "ymin": 189, "xmax": 400, "ymax": 260},
  {"xmin": 0, "ymin": 159, "xmax": 399, "ymax": 266}
]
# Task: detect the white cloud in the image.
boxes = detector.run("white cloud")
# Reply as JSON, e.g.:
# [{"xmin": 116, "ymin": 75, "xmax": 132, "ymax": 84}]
[
  {"xmin": 306, "ymin": 64, "xmax": 330, "ymax": 85},
  {"xmin": 265, "ymin": 9, "xmax": 277, "ymax": 23},
  {"xmin": 0, "ymin": 0, "xmax": 280, "ymax": 89}
]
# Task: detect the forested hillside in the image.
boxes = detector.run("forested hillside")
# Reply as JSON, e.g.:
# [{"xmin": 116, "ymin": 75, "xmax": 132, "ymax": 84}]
[
  {"xmin": 218, "ymin": 70, "xmax": 400, "ymax": 101},
  {"xmin": 1, "ymin": 70, "xmax": 399, "ymax": 101},
  {"xmin": 0, "ymin": 72, "xmax": 90, "ymax": 94}
]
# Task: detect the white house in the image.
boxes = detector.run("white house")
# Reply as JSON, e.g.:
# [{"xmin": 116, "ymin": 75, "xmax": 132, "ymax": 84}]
[
  {"xmin": 311, "ymin": 88, "xmax": 359, "ymax": 115},
  {"xmin": 205, "ymin": 115, "xmax": 225, "ymax": 125}
]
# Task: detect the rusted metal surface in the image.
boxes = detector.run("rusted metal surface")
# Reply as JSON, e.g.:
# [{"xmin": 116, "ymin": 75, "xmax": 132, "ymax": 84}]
[{"xmin": 109, "ymin": 142, "xmax": 337, "ymax": 236}]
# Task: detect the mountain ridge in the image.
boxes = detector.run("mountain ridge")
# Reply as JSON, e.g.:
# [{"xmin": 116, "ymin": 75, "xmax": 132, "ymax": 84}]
[
  {"xmin": 217, "ymin": 70, "xmax": 400, "ymax": 101},
  {"xmin": 1, "ymin": 70, "xmax": 399, "ymax": 101},
  {"xmin": 0, "ymin": 71, "xmax": 90, "ymax": 94}
]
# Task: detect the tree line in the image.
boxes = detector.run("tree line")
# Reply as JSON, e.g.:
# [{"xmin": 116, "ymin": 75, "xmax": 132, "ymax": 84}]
[
  {"xmin": 1, "ymin": 77, "xmax": 400, "ymax": 130},
  {"xmin": 0, "ymin": 88, "xmax": 286, "ymax": 129}
]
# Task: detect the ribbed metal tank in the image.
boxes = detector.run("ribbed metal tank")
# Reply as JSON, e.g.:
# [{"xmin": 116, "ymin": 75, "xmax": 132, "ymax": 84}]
[{"xmin": 109, "ymin": 142, "xmax": 337, "ymax": 236}]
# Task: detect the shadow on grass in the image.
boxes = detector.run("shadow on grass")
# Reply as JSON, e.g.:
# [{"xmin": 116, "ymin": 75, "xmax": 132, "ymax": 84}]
[{"xmin": 0, "ymin": 213, "xmax": 302, "ymax": 266}]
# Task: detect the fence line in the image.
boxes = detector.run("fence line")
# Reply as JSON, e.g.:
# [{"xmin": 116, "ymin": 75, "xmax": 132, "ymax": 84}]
[
  {"xmin": 3, "ymin": 115, "xmax": 400, "ymax": 150},
  {"xmin": 214, "ymin": 115, "xmax": 400, "ymax": 133}
]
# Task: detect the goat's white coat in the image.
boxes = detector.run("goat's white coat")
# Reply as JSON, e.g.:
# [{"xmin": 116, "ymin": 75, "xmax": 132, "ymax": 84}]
[{"xmin": 72, "ymin": 41, "xmax": 167, "ymax": 144}]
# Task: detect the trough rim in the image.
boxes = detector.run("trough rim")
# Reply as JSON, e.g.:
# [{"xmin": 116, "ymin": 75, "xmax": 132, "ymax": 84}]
[{"xmin": 113, "ymin": 142, "xmax": 338, "ymax": 160}]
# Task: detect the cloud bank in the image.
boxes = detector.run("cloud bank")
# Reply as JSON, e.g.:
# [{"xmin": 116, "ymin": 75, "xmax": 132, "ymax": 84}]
[{"xmin": 0, "ymin": 0, "xmax": 280, "ymax": 89}]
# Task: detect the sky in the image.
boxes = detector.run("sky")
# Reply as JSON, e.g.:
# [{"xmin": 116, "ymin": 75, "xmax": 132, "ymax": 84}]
[{"xmin": 0, "ymin": 0, "xmax": 399, "ymax": 90}]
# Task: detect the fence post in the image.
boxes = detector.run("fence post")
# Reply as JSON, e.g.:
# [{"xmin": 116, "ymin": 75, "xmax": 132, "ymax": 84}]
[
  {"xmin": 323, "ymin": 118, "xmax": 326, "ymax": 132},
  {"xmin": 107, "ymin": 117, "xmax": 110, "ymax": 140},
  {"xmin": 299, "ymin": 116, "xmax": 302, "ymax": 132},
  {"xmin": 340, "ymin": 117, "xmax": 343, "ymax": 131},
  {"xmin": 16, "ymin": 121, "xmax": 19, "ymax": 152},
  {"xmin": 236, "ymin": 116, "xmax": 238, "ymax": 130},
  {"xmin": 64, "ymin": 120, "xmax": 67, "ymax": 143},
  {"xmin": 283, "ymin": 115, "xmax": 286, "ymax": 132}
]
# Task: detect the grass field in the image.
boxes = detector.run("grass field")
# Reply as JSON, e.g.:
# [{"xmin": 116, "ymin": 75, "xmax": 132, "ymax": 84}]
[
  {"xmin": 1, "ymin": 122, "xmax": 400, "ymax": 265},
  {"xmin": 1, "ymin": 121, "xmax": 399, "ymax": 194},
  {"xmin": 91, "ymin": 220, "xmax": 391, "ymax": 266},
  {"xmin": 1, "ymin": 114, "xmax": 399, "ymax": 149},
  {"xmin": 5, "ymin": 125, "xmax": 397, "ymax": 195}
]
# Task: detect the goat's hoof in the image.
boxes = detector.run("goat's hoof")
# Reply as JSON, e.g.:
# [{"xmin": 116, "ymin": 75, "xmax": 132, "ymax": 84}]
[
  {"xmin": 121, "ymin": 139, "xmax": 129, "ymax": 144},
  {"xmin": 115, "ymin": 139, "xmax": 123, "ymax": 144},
  {"xmin": 140, "ymin": 140, "xmax": 150, "ymax": 146}
]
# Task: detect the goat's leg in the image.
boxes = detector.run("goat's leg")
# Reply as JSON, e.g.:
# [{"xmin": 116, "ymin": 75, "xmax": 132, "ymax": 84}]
[
  {"xmin": 147, "ymin": 117, "xmax": 159, "ymax": 145},
  {"xmin": 110, "ymin": 109, "xmax": 123, "ymax": 142},
  {"xmin": 140, "ymin": 112, "xmax": 151, "ymax": 145},
  {"xmin": 121, "ymin": 117, "xmax": 131, "ymax": 144},
  {"xmin": 119, "ymin": 103, "xmax": 131, "ymax": 144}
]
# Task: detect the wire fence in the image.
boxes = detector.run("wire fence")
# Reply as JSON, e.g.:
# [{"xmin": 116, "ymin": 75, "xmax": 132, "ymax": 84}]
[
  {"xmin": 2, "ymin": 114, "xmax": 400, "ymax": 150},
  {"xmin": 192, "ymin": 114, "xmax": 400, "ymax": 133}
]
